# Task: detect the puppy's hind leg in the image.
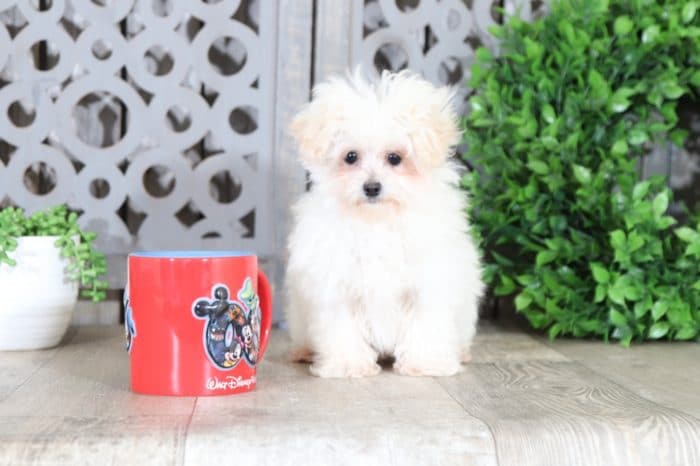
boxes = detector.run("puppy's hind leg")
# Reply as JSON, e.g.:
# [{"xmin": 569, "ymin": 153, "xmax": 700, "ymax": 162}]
[{"xmin": 457, "ymin": 289, "xmax": 480, "ymax": 365}]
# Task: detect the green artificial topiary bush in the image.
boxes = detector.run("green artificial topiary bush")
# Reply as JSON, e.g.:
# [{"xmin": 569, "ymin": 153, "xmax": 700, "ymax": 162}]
[{"xmin": 462, "ymin": 0, "xmax": 700, "ymax": 344}]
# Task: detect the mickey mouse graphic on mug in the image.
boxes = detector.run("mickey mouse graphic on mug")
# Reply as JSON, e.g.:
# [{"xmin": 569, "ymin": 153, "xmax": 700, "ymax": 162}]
[
  {"xmin": 192, "ymin": 278, "xmax": 261, "ymax": 369},
  {"xmin": 123, "ymin": 287, "xmax": 136, "ymax": 353}
]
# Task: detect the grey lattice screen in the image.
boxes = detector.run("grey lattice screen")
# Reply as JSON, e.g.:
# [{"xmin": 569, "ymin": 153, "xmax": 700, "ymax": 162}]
[
  {"xmin": 0, "ymin": 0, "xmax": 277, "ymax": 282},
  {"xmin": 353, "ymin": 0, "xmax": 547, "ymax": 108}
]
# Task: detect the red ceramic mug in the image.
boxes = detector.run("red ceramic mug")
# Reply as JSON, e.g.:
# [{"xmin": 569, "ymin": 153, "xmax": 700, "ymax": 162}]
[{"xmin": 125, "ymin": 251, "xmax": 272, "ymax": 396}]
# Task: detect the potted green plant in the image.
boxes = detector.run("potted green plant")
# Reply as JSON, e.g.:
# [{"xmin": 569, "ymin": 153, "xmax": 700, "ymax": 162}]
[
  {"xmin": 462, "ymin": 0, "xmax": 700, "ymax": 344},
  {"xmin": 0, "ymin": 205, "xmax": 108, "ymax": 350}
]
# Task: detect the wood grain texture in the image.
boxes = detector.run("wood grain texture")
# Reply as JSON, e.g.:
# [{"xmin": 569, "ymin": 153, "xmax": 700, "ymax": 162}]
[
  {"xmin": 440, "ymin": 329, "xmax": 700, "ymax": 466},
  {"xmin": 0, "ymin": 415, "xmax": 191, "ymax": 466},
  {"xmin": 547, "ymin": 338, "xmax": 700, "ymax": 419},
  {"xmin": 1, "ymin": 324, "xmax": 699, "ymax": 465},
  {"xmin": 0, "ymin": 327, "xmax": 195, "ymax": 418},
  {"xmin": 0, "ymin": 326, "xmax": 196, "ymax": 465},
  {"xmin": 471, "ymin": 324, "xmax": 568, "ymax": 363},
  {"xmin": 0, "ymin": 342, "xmax": 62, "ymax": 403}
]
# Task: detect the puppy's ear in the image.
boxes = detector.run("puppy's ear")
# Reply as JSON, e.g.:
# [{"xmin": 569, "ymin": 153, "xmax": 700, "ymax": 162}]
[
  {"xmin": 422, "ymin": 87, "xmax": 462, "ymax": 164},
  {"xmin": 289, "ymin": 79, "xmax": 348, "ymax": 169},
  {"xmin": 413, "ymin": 86, "xmax": 461, "ymax": 167},
  {"xmin": 290, "ymin": 74, "xmax": 370, "ymax": 169},
  {"xmin": 385, "ymin": 72, "xmax": 461, "ymax": 168},
  {"xmin": 288, "ymin": 102, "xmax": 328, "ymax": 169}
]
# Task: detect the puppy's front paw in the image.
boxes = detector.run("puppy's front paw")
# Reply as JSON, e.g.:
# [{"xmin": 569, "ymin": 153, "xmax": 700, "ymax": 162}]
[
  {"xmin": 310, "ymin": 360, "xmax": 381, "ymax": 378},
  {"xmin": 394, "ymin": 358, "xmax": 462, "ymax": 377}
]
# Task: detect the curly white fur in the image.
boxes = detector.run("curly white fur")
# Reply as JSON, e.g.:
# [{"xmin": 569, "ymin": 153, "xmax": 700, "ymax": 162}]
[{"xmin": 285, "ymin": 70, "xmax": 483, "ymax": 378}]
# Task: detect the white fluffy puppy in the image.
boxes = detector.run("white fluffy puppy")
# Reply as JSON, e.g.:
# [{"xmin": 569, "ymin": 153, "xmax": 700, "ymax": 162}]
[{"xmin": 285, "ymin": 70, "xmax": 483, "ymax": 378}]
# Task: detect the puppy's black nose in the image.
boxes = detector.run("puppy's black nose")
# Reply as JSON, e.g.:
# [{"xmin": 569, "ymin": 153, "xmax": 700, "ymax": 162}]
[{"xmin": 363, "ymin": 181, "xmax": 382, "ymax": 198}]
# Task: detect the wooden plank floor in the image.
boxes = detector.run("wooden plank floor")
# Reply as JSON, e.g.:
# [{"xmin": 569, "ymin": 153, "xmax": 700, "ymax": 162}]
[{"xmin": 0, "ymin": 324, "xmax": 698, "ymax": 466}]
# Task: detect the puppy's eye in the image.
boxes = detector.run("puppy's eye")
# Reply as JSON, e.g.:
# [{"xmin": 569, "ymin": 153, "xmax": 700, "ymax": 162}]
[
  {"xmin": 344, "ymin": 151, "xmax": 358, "ymax": 165},
  {"xmin": 387, "ymin": 152, "xmax": 402, "ymax": 166}
]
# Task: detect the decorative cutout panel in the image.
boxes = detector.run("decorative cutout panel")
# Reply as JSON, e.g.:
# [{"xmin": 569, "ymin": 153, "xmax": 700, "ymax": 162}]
[
  {"xmin": 0, "ymin": 0, "xmax": 275, "ymax": 256},
  {"xmin": 354, "ymin": 0, "xmax": 546, "ymax": 109}
]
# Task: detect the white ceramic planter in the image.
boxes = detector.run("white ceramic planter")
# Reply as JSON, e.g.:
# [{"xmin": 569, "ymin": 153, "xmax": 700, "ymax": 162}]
[{"xmin": 0, "ymin": 236, "xmax": 79, "ymax": 350}]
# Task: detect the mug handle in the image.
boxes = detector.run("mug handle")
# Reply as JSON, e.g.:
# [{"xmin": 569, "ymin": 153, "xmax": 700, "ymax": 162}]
[{"xmin": 256, "ymin": 269, "xmax": 273, "ymax": 361}]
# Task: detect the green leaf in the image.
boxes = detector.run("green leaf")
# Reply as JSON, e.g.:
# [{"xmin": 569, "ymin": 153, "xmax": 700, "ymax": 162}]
[
  {"xmin": 628, "ymin": 129, "xmax": 648, "ymax": 146},
  {"xmin": 519, "ymin": 120, "xmax": 537, "ymax": 138},
  {"xmin": 470, "ymin": 96, "xmax": 486, "ymax": 112},
  {"xmin": 573, "ymin": 164, "xmax": 592, "ymax": 185},
  {"xmin": 675, "ymin": 327, "xmax": 698, "ymax": 340},
  {"xmin": 541, "ymin": 105, "xmax": 556, "ymax": 124},
  {"xmin": 641, "ymin": 25, "xmax": 660, "ymax": 44},
  {"xmin": 656, "ymin": 215, "xmax": 677, "ymax": 230},
  {"xmin": 536, "ymin": 250, "xmax": 557, "ymax": 266},
  {"xmin": 591, "ymin": 0, "xmax": 609, "ymax": 14},
  {"xmin": 541, "ymin": 135, "xmax": 559, "ymax": 149},
  {"xmin": 590, "ymin": 262, "xmax": 610, "ymax": 283},
  {"xmin": 608, "ymin": 286, "xmax": 626, "ymax": 305},
  {"xmin": 691, "ymin": 70, "xmax": 700, "ymax": 87},
  {"xmin": 632, "ymin": 181, "xmax": 650, "ymax": 200},
  {"xmin": 608, "ymin": 88, "xmax": 634, "ymax": 113},
  {"xmin": 674, "ymin": 226, "xmax": 698, "ymax": 243},
  {"xmin": 623, "ymin": 285, "xmax": 642, "ymax": 301},
  {"xmin": 667, "ymin": 301, "xmax": 692, "ymax": 326},
  {"xmin": 588, "ymin": 68, "xmax": 609, "ymax": 101},
  {"xmin": 620, "ymin": 333, "xmax": 633, "ymax": 347},
  {"xmin": 651, "ymin": 301, "xmax": 668, "ymax": 320},
  {"xmin": 548, "ymin": 323, "xmax": 563, "ymax": 340},
  {"xmin": 523, "ymin": 309, "xmax": 548, "ymax": 328},
  {"xmin": 557, "ymin": 19, "xmax": 575, "ymax": 43},
  {"xmin": 594, "ymin": 284, "xmax": 608, "ymax": 303},
  {"xmin": 610, "ymin": 230, "xmax": 626, "ymax": 250},
  {"xmin": 516, "ymin": 274, "xmax": 536, "ymax": 286},
  {"xmin": 634, "ymin": 296, "xmax": 652, "ymax": 318},
  {"xmin": 515, "ymin": 293, "xmax": 532, "ymax": 311},
  {"xmin": 613, "ymin": 15, "xmax": 634, "ymax": 35},
  {"xmin": 609, "ymin": 309, "xmax": 628, "ymax": 327},
  {"xmin": 527, "ymin": 160, "xmax": 550, "ymax": 175},
  {"xmin": 487, "ymin": 24, "xmax": 503, "ymax": 37},
  {"xmin": 682, "ymin": 2, "xmax": 697, "ymax": 23},
  {"xmin": 611, "ymin": 139, "xmax": 629, "ymax": 156},
  {"xmin": 652, "ymin": 191, "xmax": 669, "ymax": 218},
  {"xmin": 659, "ymin": 81, "xmax": 685, "ymax": 99},
  {"xmin": 686, "ymin": 242, "xmax": 700, "ymax": 258},
  {"xmin": 475, "ymin": 47, "xmax": 492, "ymax": 62},
  {"xmin": 524, "ymin": 37, "xmax": 544, "ymax": 59},
  {"xmin": 494, "ymin": 274, "xmax": 516, "ymax": 296},
  {"xmin": 578, "ymin": 320, "xmax": 600, "ymax": 333},
  {"xmin": 648, "ymin": 322, "xmax": 669, "ymax": 339},
  {"xmin": 670, "ymin": 128, "xmax": 689, "ymax": 146},
  {"xmin": 627, "ymin": 232, "xmax": 644, "ymax": 252}
]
